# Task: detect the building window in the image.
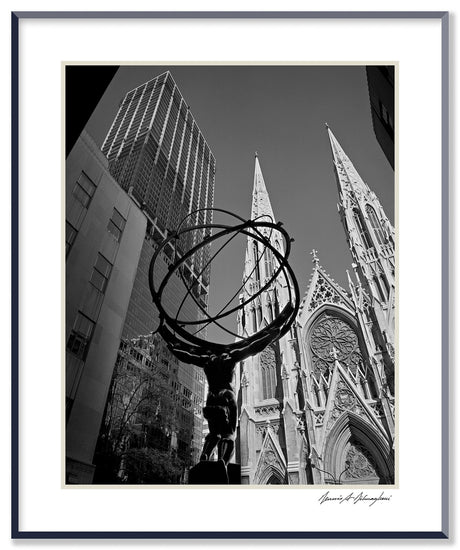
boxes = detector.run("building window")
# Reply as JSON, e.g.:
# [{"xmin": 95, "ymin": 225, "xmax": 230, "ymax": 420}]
[
  {"xmin": 252, "ymin": 307, "xmax": 257, "ymax": 333},
  {"xmin": 66, "ymin": 221, "xmax": 78, "ymax": 256},
  {"xmin": 353, "ymin": 209, "xmax": 373, "ymax": 249},
  {"xmin": 309, "ymin": 312, "xmax": 370, "ymax": 393},
  {"xmin": 374, "ymin": 275, "xmax": 389, "ymax": 302},
  {"xmin": 107, "ymin": 208, "xmax": 126, "ymax": 242},
  {"xmin": 90, "ymin": 253, "xmax": 113, "ymax": 293},
  {"xmin": 257, "ymin": 305, "xmax": 263, "ymax": 325},
  {"xmin": 267, "ymin": 299, "xmax": 274, "ymax": 323},
  {"xmin": 67, "ymin": 311, "xmax": 95, "ymax": 360},
  {"xmin": 73, "ymin": 171, "xmax": 97, "ymax": 208},
  {"xmin": 253, "ymin": 241, "xmax": 261, "ymax": 284},
  {"xmin": 381, "ymin": 274, "xmax": 390, "ymax": 297},
  {"xmin": 366, "ymin": 205, "xmax": 386, "ymax": 245},
  {"xmin": 264, "ymin": 247, "xmax": 274, "ymax": 279},
  {"xmin": 260, "ymin": 345, "xmax": 277, "ymax": 400},
  {"xmin": 373, "ymin": 276, "xmax": 386, "ymax": 302}
]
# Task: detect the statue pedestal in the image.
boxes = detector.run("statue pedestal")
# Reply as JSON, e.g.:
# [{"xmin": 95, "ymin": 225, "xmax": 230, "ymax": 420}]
[{"xmin": 188, "ymin": 461, "xmax": 241, "ymax": 485}]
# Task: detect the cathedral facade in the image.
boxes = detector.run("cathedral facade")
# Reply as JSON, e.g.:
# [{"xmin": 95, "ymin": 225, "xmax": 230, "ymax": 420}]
[{"xmin": 236, "ymin": 127, "xmax": 395, "ymax": 485}]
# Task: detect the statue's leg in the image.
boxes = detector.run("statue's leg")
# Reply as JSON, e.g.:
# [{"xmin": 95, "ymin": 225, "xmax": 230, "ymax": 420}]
[
  {"xmin": 217, "ymin": 435, "xmax": 235, "ymax": 465},
  {"xmin": 217, "ymin": 389, "xmax": 237, "ymax": 465},
  {"xmin": 200, "ymin": 432, "xmax": 220, "ymax": 461}
]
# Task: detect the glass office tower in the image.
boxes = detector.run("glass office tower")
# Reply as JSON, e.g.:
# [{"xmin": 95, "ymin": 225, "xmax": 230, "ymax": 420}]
[
  {"xmin": 102, "ymin": 71, "xmax": 215, "ymax": 283},
  {"xmin": 97, "ymin": 71, "xmax": 216, "ymax": 479}
]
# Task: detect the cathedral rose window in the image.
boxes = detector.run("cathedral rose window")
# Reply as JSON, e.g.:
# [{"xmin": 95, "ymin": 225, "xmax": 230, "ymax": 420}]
[{"xmin": 309, "ymin": 314, "xmax": 365, "ymax": 380}]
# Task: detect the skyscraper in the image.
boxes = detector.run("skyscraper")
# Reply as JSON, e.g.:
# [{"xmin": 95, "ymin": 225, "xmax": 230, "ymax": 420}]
[
  {"xmin": 101, "ymin": 70, "xmax": 215, "ymax": 280},
  {"xmin": 236, "ymin": 128, "xmax": 395, "ymax": 485},
  {"xmin": 66, "ymin": 71, "xmax": 215, "ymax": 483},
  {"xmin": 102, "ymin": 71, "xmax": 216, "ymax": 474}
]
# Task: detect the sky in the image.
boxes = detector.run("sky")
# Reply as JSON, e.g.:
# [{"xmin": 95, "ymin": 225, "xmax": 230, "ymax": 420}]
[{"xmin": 85, "ymin": 65, "xmax": 394, "ymax": 343}]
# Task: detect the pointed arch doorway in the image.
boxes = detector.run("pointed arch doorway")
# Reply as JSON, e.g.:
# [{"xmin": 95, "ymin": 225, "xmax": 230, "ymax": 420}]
[
  {"xmin": 324, "ymin": 412, "xmax": 394, "ymax": 485},
  {"xmin": 267, "ymin": 473, "xmax": 283, "ymax": 485}
]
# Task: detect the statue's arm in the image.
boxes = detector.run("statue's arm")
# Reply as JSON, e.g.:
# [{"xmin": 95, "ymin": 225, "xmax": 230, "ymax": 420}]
[
  {"xmin": 169, "ymin": 346, "xmax": 205, "ymax": 367},
  {"xmin": 159, "ymin": 324, "xmax": 207, "ymax": 368},
  {"xmin": 231, "ymin": 302, "xmax": 294, "ymax": 361},
  {"xmin": 236, "ymin": 326, "xmax": 280, "ymax": 359}
]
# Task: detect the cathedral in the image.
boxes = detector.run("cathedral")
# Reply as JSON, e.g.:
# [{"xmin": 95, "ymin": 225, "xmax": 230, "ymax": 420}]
[{"xmin": 235, "ymin": 126, "xmax": 395, "ymax": 485}]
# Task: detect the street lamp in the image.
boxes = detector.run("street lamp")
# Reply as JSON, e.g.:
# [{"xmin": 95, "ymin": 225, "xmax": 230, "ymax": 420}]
[{"xmin": 311, "ymin": 461, "xmax": 350, "ymax": 485}]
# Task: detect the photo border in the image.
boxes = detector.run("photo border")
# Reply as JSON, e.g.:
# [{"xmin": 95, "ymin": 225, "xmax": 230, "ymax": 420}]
[{"xmin": 11, "ymin": 10, "xmax": 450, "ymax": 540}]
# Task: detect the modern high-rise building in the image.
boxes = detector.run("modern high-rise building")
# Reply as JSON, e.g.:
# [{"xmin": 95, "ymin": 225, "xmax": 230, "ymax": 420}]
[
  {"xmin": 101, "ymin": 70, "xmax": 215, "ymax": 283},
  {"xmin": 66, "ymin": 131, "xmax": 147, "ymax": 484},
  {"xmin": 102, "ymin": 71, "xmax": 216, "ymax": 476},
  {"xmin": 66, "ymin": 71, "xmax": 215, "ymax": 484},
  {"xmin": 236, "ymin": 128, "xmax": 395, "ymax": 485},
  {"xmin": 94, "ymin": 332, "xmax": 205, "ymax": 484}
]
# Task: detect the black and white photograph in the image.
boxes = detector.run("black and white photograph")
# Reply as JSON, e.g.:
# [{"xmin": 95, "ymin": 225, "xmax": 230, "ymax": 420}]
[{"xmin": 65, "ymin": 64, "xmax": 396, "ymax": 487}]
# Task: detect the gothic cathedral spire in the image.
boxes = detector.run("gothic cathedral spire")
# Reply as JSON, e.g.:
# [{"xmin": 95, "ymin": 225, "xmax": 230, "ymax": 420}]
[
  {"xmin": 251, "ymin": 153, "xmax": 276, "ymax": 222},
  {"xmin": 238, "ymin": 154, "xmax": 288, "ymax": 339},
  {"xmin": 236, "ymin": 155, "xmax": 302, "ymax": 485},
  {"xmin": 236, "ymin": 137, "xmax": 395, "ymax": 486},
  {"xmin": 326, "ymin": 125, "xmax": 395, "ymax": 394}
]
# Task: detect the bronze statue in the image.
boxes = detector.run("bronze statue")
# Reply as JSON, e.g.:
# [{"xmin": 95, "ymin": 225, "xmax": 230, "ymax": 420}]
[
  {"xmin": 149, "ymin": 208, "xmax": 300, "ymax": 482},
  {"xmin": 159, "ymin": 302, "xmax": 294, "ymax": 466}
]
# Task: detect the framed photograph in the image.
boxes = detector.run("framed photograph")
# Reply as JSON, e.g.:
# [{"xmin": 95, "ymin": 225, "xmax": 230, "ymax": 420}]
[{"xmin": 12, "ymin": 11, "xmax": 449, "ymax": 539}]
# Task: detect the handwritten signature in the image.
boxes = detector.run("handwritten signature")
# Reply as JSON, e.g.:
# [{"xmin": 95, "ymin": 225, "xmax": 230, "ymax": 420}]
[{"xmin": 318, "ymin": 490, "xmax": 392, "ymax": 507}]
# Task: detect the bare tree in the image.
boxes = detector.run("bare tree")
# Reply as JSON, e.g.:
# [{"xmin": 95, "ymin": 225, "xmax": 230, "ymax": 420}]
[{"xmin": 94, "ymin": 343, "xmax": 186, "ymax": 484}]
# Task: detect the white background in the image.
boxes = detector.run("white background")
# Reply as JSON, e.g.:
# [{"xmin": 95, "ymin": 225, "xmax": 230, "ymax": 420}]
[{"xmin": 2, "ymin": 0, "xmax": 457, "ymax": 547}]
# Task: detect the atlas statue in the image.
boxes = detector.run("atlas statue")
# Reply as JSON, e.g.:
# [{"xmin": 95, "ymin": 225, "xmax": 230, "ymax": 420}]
[{"xmin": 149, "ymin": 208, "xmax": 300, "ymax": 479}]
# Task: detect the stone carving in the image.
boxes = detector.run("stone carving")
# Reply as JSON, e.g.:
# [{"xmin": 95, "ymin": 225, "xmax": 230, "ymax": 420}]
[
  {"xmin": 369, "ymin": 400, "xmax": 384, "ymax": 418},
  {"xmin": 261, "ymin": 439, "xmax": 283, "ymax": 470},
  {"xmin": 308, "ymin": 274, "xmax": 348, "ymax": 312},
  {"xmin": 344, "ymin": 442, "xmax": 379, "ymax": 480},
  {"xmin": 312, "ymin": 355, "xmax": 330, "ymax": 375},
  {"xmin": 281, "ymin": 365, "xmax": 290, "ymax": 380},
  {"xmin": 335, "ymin": 386, "xmax": 357, "ymax": 411},
  {"xmin": 313, "ymin": 410, "xmax": 325, "ymax": 427},
  {"xmin": 256, "ymin": 421, "xmax": 280, "ymax": 436},
  {"xmin": 387, "ymin": 342, "xmax": 395, "ymax": 361},
  {"xmin": 309, "ymin": 314, "xmax": 367, "ymax": 383},
  {"xmin": 255, "ymin": 404, "xmax": 281, "ymax": 416},
  {"xmin": 263, "ymin": 450, "xmax": 278, "ymax": 466},
  {"xmin": 296, "ymin": 418, "xmax": 306, "ymax": 435},
  {"xmin": 326, "ymin": 379, "xmax": 366, "ymax": 431},
  {"xmin": 389, "ymin": 400, "xmax": 395, "ymax": 419},
  {"xmin": 254, "ymin": 437, "xmax": 286, "ymax": 485}
]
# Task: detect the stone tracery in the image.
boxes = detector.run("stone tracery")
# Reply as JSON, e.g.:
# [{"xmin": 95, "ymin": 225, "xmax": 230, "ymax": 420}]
[
  {"xmin": 308, "ymin": 274, "xmax": 348, "ymax": 312},
  {"xmin": 343, "ymin": 441, "xmax": 380, "ymax": 481},
  {"xmin": 309, "ymin": 314, "xmax": 366, "ymax": 382}
]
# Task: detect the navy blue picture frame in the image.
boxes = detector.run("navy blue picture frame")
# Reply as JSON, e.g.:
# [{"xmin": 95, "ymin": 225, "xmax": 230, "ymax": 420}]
[{"xmin": 11, "ymin": 10, "xmax": 450, "ymax": 540}]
